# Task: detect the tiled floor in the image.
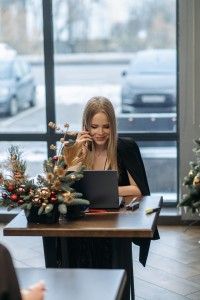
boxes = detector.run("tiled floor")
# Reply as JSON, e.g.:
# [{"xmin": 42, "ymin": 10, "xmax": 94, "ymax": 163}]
[{"xmin": 0, "ymin": 224, "xmax": 200, "ymax": 300}]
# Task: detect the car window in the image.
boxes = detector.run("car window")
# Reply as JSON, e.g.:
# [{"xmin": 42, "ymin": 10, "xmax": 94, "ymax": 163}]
[
  {"xmin": 128, "ymin": 51, "xmax": 176, "ymax": 75},
  {"xmin": 0, "ymin": 61, "xmax": 12, "ymax": 79}
]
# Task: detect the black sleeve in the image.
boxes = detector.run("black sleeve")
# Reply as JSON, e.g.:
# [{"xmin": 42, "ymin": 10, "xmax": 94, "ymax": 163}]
[
  {"xmin": 117, "ymin": 137, "xmax": 150, "ymax": 196},
  {"xmin": 0, "ymin": 244, "xmax": 22, "ymax": 300}
]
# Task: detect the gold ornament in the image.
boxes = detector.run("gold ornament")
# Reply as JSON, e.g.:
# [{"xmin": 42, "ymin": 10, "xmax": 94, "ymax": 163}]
[
  {"xmin": 70, "ymin": 174, "xmax": 76, "ymax": 181},
  {"xmin": 52, "ymin": 179, "xmax": 61, "ymax": 190},
  {"xmin": 188, "ymin": 170, "xmax": 194, "ymax": 176},
  {"xmin": 193, "ymin": 175, "xmax": 200, "ymax": 186},
  {"xmin": 54, "ymin": 166, "xmax": 66, "ymax": 177},
  {"xmin": 63, "ymin": 191, "xmax": 73, "ymax": 203},
  {"xmin": 33, "ymin": 194, "xmax": 41, "ymax": 205},
  {"xmin": 46, "ymin": 172, "xmax": 54, "ymax": 182},
  {"xmin": 39, "ymin": 187, "xmax": 51, "ymax": 199}
]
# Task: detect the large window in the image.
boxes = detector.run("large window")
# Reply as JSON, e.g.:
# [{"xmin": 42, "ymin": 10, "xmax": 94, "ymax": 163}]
[
  {"xmin": 53, "ymin": 0, "xmax": 177, "ymax": 203},
  {"xmin": 0, "ymin": 0, "xmax": 178, "ymax": 206}
]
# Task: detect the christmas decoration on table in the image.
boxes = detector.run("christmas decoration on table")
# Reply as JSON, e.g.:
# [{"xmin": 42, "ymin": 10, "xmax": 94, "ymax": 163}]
[
  {"xmin": 178, "ymin": 137, "xmax": 200, "ymax": 214},
  {"xmin": 0, "ymin": 122, "xmax": 90, "ymax": 217}
]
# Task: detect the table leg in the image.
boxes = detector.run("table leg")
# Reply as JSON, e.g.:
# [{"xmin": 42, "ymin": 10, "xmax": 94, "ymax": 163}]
[
  {"xmin": 112, "ymin": 238, "xmax": 134, "ymax": 300},
  {"xmin": 42, "ymin": 237, "xmax": 59, "ymax": 268}
]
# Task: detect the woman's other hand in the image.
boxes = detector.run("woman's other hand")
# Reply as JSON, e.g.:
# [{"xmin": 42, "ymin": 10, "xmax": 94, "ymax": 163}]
[{"xmin": 21, "ymin": 281, "xmax": 45, "ymax": 300}]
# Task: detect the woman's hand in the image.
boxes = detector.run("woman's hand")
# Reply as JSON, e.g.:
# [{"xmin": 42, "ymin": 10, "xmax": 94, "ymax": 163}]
[
  {"xmin": 118, "ymin": 171, "xmax": 142, "ymax": 197},
  {"xmin": 76, "ymin": 130, "xmax": 93, "ymax": 144},
  {"xmin": 64, "ymin": 131, "xmax": 93, "ymax": 171},
  {"xmin": 76, "ymin": 130, "xmax": 93, "ymax": 156}
]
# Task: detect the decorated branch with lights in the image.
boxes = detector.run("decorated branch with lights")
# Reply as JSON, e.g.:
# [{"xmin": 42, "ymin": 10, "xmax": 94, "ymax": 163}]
[
  {"xmin": 0, "ymin": 122, "xmax": 90, "ymax": 215},
  {"xmin": 178, "ymin": 137, "xmax": 200, "ymax": 213}
]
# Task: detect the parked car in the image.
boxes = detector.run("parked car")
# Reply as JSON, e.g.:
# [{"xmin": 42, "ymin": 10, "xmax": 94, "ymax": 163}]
[
  {"xmin": 0, "ymin": 43, "xmax": 17, "ymax": 56},
  {"xmin": 121, "ymin": 49, "xmax": 177, "ymax": 113},
  {"xmin": 0, "ymin": 54, "xmax": 36, "ymax": 116}
]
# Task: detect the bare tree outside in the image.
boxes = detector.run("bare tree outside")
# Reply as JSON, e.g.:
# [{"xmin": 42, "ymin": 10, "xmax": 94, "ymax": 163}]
[{"xmin": 0, "ymin": 0, "xmax": 176, "ymax": 54}]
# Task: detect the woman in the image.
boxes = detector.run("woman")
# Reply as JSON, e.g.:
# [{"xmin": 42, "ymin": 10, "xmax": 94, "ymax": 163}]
[
  {"xmin": 66, "ymin": 96, "xmax": 150, "ymax": 197},
  {"xmin": 0, "ymin": 243, "xmax": 45, "ymax": 300},
  {"xmin": 63, "ymin": 96, "xmax": 158, "ymax": 269}
]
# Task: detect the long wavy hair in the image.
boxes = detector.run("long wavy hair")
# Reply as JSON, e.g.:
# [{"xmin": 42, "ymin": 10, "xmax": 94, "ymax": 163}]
[{"xmin": 82, "ymin": 96, "xmax": 118, "ymax": 171}]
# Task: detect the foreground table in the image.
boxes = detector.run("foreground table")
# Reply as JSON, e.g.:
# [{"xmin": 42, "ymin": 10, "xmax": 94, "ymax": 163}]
[
  {"xmin": 16, "ymin": 268, "xmax": 126, "ymax": 300},
  {"xmin": 4, "ymin": 195, "xmax": 163, "ymax": 300}
]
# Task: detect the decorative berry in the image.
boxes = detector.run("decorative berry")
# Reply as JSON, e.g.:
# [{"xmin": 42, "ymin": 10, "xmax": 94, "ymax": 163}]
[
  {"xmin": 50, "ymin": 196, "xmax": 57, "ymax": 202},
  {"xmin": 18, "ymin": 199, "xmax": 24, "ymax": 205},
  {"xmin": 10, "ymin": 194, "xmax": 18, "ymax": 202},
  {"xmin": 64, "ymin": 141, "xmax": 69, "ymax": 147},
  {"xmin": 13, "ymin": 172, "xmax": 23, "ymax": 179},
  {"xmin": 7, "ymin": 185, "xmax": 15, "ymax": 192},
  {"xmin": 53, "ymin": 156, "xmax": 58, "ymax": 161}
]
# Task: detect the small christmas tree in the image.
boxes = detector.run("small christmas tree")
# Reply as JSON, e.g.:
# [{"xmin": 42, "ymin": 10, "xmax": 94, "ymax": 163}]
[{"xmin": 178, "ymin": 137, "xmax": 200, "ymax": 213}]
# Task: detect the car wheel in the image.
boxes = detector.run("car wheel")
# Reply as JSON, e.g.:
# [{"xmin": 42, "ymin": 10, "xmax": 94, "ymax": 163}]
[
  {"xmin": 29, "ymin": 87, "xmax": 36, "ymax": 107},
  {"xmin": 8, "ymin": 97, "xmax": 18, "ymax": 116}
]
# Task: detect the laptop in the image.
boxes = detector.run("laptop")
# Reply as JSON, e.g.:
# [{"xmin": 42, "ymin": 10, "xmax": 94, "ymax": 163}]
[{"xmin": 72, "ymin": 170, "xmax": 122, "ymax": 209}]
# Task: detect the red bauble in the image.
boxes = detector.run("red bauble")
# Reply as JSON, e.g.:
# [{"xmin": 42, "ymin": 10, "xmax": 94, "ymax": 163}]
[
  {"xmin": 2, "ymin": 193, "xmax": 7, "ymax": 198},
  {"xmin": 10, "ymin": 194, "xmax": 18, "ymax": 202},
  {"xmin": 18, "ymin": 199, "xmax": 24, "ymax": 205},
  {"xmin": 53, "ymin": 156, "xmax": 58, "ymax": 161},
  {"xmin": 64, "ymin": 141, "xmax": 69, "ymax": 147},
  {"xmin": 7, "ymin": 185, "xmax": 15, "ymax": 192}
]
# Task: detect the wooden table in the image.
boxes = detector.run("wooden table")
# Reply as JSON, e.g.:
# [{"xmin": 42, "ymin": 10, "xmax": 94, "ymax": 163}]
[
  {"xmin": 16, "ymin": 268, "xmax": 127, "ymax": 300},
  {"xmin": 4, "ymin": 195, "xmax": 163, "ymax": 300}
]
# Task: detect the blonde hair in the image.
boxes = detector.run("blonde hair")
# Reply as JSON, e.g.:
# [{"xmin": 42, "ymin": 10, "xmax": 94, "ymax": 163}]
[{"xmin": 82, "ymin": 96, "xmax": 118, "ymax": 170}]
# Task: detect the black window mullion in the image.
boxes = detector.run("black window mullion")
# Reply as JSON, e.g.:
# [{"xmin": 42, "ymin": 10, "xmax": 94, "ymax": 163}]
[{"xmin": 42, "ymin": 0, "xmax": 56, "ymax": 158}]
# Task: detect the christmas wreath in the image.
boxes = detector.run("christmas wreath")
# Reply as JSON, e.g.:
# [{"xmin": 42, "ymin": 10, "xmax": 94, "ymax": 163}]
[{"xmin": 0, "ymin": 122, "xmax": 90, "ymax": 216}]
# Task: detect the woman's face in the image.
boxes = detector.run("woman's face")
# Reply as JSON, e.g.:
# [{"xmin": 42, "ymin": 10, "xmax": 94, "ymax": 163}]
[{"xmin": 89, "ymin": 112, "xmax": 110, "ymax": 146}]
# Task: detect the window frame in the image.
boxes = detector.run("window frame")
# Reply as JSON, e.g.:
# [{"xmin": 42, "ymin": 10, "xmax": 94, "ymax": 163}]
[{"xmin": 0, "ymin": 0, "xmax": 180, "ymax": 208}]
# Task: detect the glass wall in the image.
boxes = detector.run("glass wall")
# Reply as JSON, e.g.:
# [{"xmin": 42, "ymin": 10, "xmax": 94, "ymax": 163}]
[
  {"xmin": 53, "ymin": 0, "xmax": 177, "ymax": 203},
  {"xmin": 0, "ymin": 0, "xmax": 178, "ymax": 205},
  {"xmin": 0, "ymin": 0, "xmax": 46, "ymax": 133}
]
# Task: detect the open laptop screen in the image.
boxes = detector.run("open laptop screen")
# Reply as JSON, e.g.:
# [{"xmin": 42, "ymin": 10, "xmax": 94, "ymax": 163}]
[{"xmin": 72, "ymin": 170, "xmax": 121, "ymax": 209}]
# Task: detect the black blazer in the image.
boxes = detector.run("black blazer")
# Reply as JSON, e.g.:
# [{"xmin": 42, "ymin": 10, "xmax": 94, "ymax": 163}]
[
  {"xmin": 117, "ymin": 138, "xmax": 159, "ymax": 267},
  {"xmin": 117, "ymin": 137, "xmax": 150, "ymax": 195}
]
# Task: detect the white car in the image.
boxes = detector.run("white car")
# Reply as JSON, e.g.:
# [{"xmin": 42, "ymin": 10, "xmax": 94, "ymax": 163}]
[{"xmin": 0, "ymin": 43, "xmax": 17, "ymax": 56}]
